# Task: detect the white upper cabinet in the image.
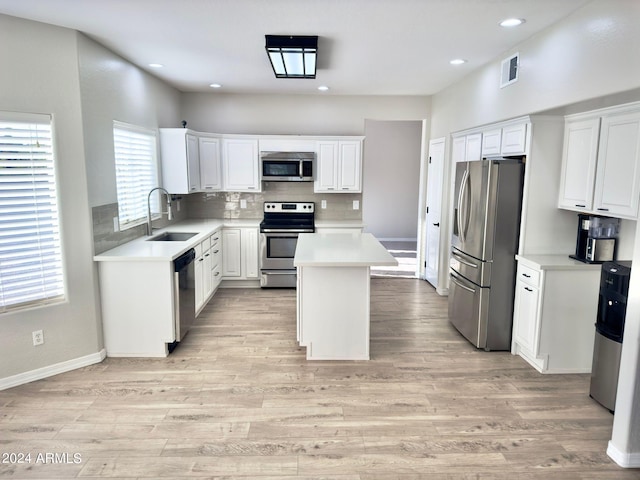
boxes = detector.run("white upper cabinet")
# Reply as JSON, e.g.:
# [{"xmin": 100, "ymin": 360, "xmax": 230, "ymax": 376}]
[
  {"xmin": 558, "ymin": 104, "xmax": 640, "ymax": 220},
  {"xmin": 222, "ymin": 137, "xmax": 261, "ymax": 192},
  {"xmin": 481, "ymin": 129, "xmax": 502, "ymax": 156},
  {"xmin": 337, "ymin": 141, "xmax": 362, "ymax": 191},
  {"xmin": 558, "ymin": 118, "xmax": 600, "ymax": 211},
  {"xmin": 593, "ymin": 111, "xmax": 640, "ymax": 218},
  {"xmin": 160, "ymin": 129, "xmax": 201, "ymax": 194},
  {"xmin": 500, "ymin": 123, "xmax": 528, "ymax": 155},
  {"xmin": 199, "ymin": 136, "xmax": 223, "ymax": 192},
  {"xmin": 452, "ymin": 136, "xmax": 467, "ymax": 163},
  {"xmin": 465, "ymin": 133, "xmax": 482, "ymax": 161},
  {"xmin": 315, "ymin": 139, "xmax": 363, "ymax": 193}
]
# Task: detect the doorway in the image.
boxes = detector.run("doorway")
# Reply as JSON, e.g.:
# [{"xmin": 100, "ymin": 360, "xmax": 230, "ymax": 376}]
[{"xmin": 362, "ymin": 119, "xmax": 424, "ymax": 278}]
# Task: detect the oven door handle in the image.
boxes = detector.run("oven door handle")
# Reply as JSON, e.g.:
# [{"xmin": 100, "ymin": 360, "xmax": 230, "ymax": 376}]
[{"xmin": 261, "ymin": 229, "xmax": 313, "ymax": 234}]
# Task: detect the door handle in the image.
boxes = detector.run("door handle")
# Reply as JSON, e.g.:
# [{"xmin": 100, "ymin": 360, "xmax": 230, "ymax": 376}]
[
  {"xmin": 433, "ymin": 223, "xmax": 440, "ymax": 227},
  {"xmin": 450, "ymin": 274, "xmax": 476, "ymax": 294},
  {"xmin": 452, "ymin": 251, "xmax": 479, "ymax": 269},
  {"xmin": 457, "ymin": 169, "xmax": 469, "ymax": 242}
]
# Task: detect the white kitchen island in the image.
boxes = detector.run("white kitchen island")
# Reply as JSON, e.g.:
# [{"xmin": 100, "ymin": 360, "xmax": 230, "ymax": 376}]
[{"xmin": 294, "ymin": 233, "xmax": 397, "ymax": 360}]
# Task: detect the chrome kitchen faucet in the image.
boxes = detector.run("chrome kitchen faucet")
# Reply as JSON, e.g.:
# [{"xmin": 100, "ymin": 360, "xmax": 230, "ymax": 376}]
[{"xmin": 146, "ymin": 187, "xmax": 173, "ymax": 236}]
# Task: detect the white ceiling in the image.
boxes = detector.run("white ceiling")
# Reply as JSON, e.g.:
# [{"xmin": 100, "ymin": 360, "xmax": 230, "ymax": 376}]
[{"xmin": 0, "ymin": 0, "xmax": 592, "ymax": 96}]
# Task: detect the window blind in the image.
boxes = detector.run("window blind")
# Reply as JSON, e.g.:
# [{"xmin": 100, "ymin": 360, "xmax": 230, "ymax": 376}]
[
  {"xmin": 113, "ymin": 123, "xmax": 159, "ymax": 230},
  {"xmin": 0, "ymin": 113, "xmax": 65, "ymax": 312}
]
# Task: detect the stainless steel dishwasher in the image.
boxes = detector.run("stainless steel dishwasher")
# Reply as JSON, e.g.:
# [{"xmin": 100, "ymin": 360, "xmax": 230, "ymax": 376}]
[{"xmin": 173, "ymin": 249, "xmax": 196, "ymax": 347}]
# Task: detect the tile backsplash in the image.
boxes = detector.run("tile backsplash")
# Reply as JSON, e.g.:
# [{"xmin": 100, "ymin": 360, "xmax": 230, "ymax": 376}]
[
  {"xmin": 93, "ymin": 184, "xmax": 363, "ymax": 253},
  {"xmin": 186, "ymin": 182, "xmax": 363, "ymax": 221}
]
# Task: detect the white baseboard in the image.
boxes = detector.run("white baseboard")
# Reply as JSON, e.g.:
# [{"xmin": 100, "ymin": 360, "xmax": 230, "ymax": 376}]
[
  {"xmin": 0, "ymin": 349, "xmax": 106, "ymax": 391},
  {"xmin": 607, "ymin": 441, "xmax": 640, "ymax": 468}
]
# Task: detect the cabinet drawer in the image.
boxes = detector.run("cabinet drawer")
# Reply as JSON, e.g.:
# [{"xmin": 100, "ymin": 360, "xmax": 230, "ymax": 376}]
[
  {"xmin": 201, "ymin": 235, "xmax": 211, "ymax": 251},
  {"xmin": 210, "ymin": 231, "xmax": 221, "ymax": 248},
  {"xmin": 517, "ymin": 264, "xmax": 540, "ymax": 288}
]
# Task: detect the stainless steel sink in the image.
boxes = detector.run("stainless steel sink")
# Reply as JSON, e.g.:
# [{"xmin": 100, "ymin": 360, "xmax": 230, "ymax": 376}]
[{"xmin": 147, "ymin": 232, "xmax": 198, "ymax": 242}]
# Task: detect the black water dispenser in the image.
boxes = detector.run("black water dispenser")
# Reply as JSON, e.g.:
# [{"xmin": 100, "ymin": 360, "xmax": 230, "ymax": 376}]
[{"xmin": 589, "ymin": 261, "xmax": 632, "ymax": 412}]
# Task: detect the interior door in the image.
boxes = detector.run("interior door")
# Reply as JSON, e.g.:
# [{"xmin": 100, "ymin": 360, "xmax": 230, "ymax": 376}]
[{"xmin": 424, "ymin": 138, "xmax": 445, "ymax": 287}]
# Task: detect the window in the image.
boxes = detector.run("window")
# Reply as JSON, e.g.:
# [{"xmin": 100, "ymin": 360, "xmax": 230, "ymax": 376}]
[
  {"xmin": 0, "ymin": 112, "xmax": 65, "ymax": 313},
  {"xmin": 113, "ymin": 122, "xmax": 159, "ymax": 230}
]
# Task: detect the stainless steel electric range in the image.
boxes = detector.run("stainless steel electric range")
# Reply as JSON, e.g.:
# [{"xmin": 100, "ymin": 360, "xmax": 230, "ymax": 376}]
[{"xmin": 259, "ymin": 202, "xmax": 315, "ymax": 288}]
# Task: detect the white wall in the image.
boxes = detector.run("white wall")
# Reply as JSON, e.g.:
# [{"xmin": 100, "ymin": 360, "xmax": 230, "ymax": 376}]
[
  {"xmin": 430, "ymin": 0, "xmax": 640, "ymax": 138},
  {"xmin": 363, "ymin": 120, "xmax": 423, "ymax": 239},
  {"xmin": 181, "ymin": 93, "xmax": 430, "ymax": 135},
  {"xmin": 0, "ymin": 15, "xmax": 101, "ymax": 381},
  {"xmin": 78, "ymin": 36, "xmax": 182, "ymax": 208},
  {"xmin": 0, "ymin": 15, "xmax": 183, "ymax": 386},
  {"xmin": 429, "ymin": 0, "xmax": 640, "ymax": 466}
]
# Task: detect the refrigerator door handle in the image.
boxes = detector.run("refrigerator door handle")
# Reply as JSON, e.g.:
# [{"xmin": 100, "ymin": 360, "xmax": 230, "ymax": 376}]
[
  {"xmin": 457, "ymin": 169, "xmax": 469, "ymax": 243},
  {"xmin": 450, "ymin": 273, "xmax": 476, "ymax": 294},
  {"xmin": 452, "ymin": 250, "xmax": 479, "ymax": 269}
]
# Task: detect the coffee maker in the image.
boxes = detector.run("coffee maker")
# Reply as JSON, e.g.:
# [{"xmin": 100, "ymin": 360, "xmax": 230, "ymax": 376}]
[{"xmin": 571, "ymin": 214, "xmax": 619, "ymax": 263}]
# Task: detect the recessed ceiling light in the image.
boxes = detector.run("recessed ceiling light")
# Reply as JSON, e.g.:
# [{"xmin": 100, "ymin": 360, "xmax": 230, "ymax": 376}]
[
  {"xmin": 318, "ymin": 85, "xmax": 329, "ymax": 91},
  {"xmin": 500, "ymin": 18, "xmax": 525, "ymax": 27},
  {"xmin": 449, "ymin": 59, "xmax": 467, "ymax": 65},
  {"xmin": 148, "ymin": 63, "xmax": 164, "ymax": 68},
  {"xmin": 209, "ymin": 83, "xmax": 222, "ymax": 88}
]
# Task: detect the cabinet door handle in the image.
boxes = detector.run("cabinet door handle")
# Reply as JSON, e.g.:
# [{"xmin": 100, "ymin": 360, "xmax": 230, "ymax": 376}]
[
  {"xmin": 524, "ymin": 286, "xmax": 533, "ymax": 292},
  {"xmin": 575, "ymin": 204, "xmax": 586, "ymax": 208},
  {"xmin": 213, "ymin": 249, "xmax": 219, "ymax": 254},
  {"xmin": 597, "ymin": 207, "xmax": 609, "ymax": 212},
  {"xmin": 205, "ymin": 253, "xmax": 210, "ymax": 257},
  {"xmin": 522, "ymin": 273, "xmax": 531, "ymax": 278},
  {"xmin": 433, "ymin": 223, "xmax": 440, "ymax": 227},
  {"xmin": 199, "ymin": 258, "xmax": 204, "ymax": 262}
]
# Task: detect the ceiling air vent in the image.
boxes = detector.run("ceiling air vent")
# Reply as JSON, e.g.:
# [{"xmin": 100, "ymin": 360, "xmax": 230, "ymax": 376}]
[{"xmin": 500, "ymin": 52, "xmax": 519, "ymax": 88}]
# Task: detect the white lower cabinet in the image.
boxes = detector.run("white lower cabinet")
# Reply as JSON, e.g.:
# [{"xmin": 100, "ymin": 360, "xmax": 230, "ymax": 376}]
[
  {"xmin": 222, "ymin": 227, "xmax": 259, "ymax": 281},
  {"xmin": 195, "ymin": 228, "xmax": 223, "ymax": 315},
  {"xmin": 511, "ymin": 256, "xmax": 601, "ymax": 373}
]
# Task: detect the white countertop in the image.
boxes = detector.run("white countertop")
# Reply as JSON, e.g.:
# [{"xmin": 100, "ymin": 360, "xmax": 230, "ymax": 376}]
[
  {"xmin": 516, "ymin": 254, "xmax": 604, "ymax": 271},
  {"xmin": 94, "ymin": 218, "xmax": 260, "ymax": 262},
  {"xmin": 294, "ymin": 232, "xmax": 397, "ymax": 267}
]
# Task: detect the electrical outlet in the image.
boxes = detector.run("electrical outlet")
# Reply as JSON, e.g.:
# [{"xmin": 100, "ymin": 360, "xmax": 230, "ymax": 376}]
[
  {"xmin": 240, "ymin": 199, "xmax": 247, "ymax": 209},
  {"xmin": 321, "ymin": 200, "xmax": 327, "ymax": 209},
  {"xmin": 353, "ymin": 200, "xmax": 360, "ymax": 210},
  {"xmin": 32, "ymin": 330, "xmax": 44, "ymax": 346},
  {"xmin": 176, "ymin": 200, "xmax": 181, "ymax": 212},
  {"xmin": 113, "ymin": 217, "xmax": 119, "ymax": 232}
]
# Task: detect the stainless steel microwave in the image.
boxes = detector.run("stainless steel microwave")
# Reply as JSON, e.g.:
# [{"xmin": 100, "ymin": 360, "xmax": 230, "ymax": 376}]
[{"xmin": 260, "ymin": 151, "xmax": 315, "ymax": 182}]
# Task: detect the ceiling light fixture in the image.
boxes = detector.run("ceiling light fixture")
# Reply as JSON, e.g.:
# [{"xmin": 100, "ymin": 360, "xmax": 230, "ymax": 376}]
[
  {"xmin": 449, "ymin": 59, "xmax": 467, "ymax": 65},
  {"xmin": 318, "ymin": 85, "xmax": 329, "ymax": 91},
  {"xmin": 265, "ymin": 35, "xmax": 318, "ymax": 79},
  {"xmin": 209, "ymin": 83, "xmax": 222, "ymax": 88},
  {"xmin": 148, "ymin": 63, "xmax": 164, "ymax": 68},
  {"xmin": 500, "ymin": 18, "xmax": 525, "ymax": 27}
]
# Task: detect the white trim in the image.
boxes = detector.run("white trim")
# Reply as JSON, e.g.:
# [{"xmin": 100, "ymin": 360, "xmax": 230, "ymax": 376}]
[
  {"xmin": 0, "ymin": 349, "xmax": 106, "ymax": 391},
  {"xmin": 607, "ymin": 441, "xmax": 640, "ymax": 468}
]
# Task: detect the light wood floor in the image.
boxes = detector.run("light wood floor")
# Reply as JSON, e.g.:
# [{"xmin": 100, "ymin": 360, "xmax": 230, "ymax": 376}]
[{"xmin": 2, "ymin": 278, "xmax": 639, "ymax": 479}]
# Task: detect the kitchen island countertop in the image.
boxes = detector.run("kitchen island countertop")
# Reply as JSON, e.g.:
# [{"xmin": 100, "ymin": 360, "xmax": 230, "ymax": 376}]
[{"xmin": 294, "ymin": 232, "xmax": 397, "ymax": 267}]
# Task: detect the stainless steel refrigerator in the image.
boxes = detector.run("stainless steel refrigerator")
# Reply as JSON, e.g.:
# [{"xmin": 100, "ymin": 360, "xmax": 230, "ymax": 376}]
[{"xmin": 448, "ymin": 158, "xmax": 524, "ymax": 350}]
